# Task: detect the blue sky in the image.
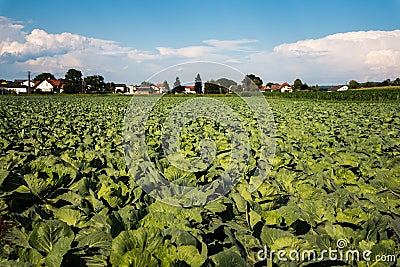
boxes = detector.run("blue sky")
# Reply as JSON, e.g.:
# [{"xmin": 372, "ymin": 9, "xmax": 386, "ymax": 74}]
[{"xmin": 1, "ymin": 0, "xmax": 400, "ymax": 85}]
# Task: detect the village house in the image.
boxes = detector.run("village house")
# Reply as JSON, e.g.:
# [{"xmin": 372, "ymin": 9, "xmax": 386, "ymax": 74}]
[
  {"xmin": 184, "ymin": 85, "xmax": 196, "ymax": 94},
  {"xmin": 0, "ymin": 79, "xmax": 36, "ymax": 94},
  {"xmin": 156, "ymin": 83, "xmax": 168, "ymax": 94},
  {"xmin": 133, "ymin": 86, "xmax": 155, "ymax": 94},
  {"xmin": 34, "ymin": 78, "xmax": 63, "ymax": 93},
  {"xmin": 280, "ymin": 82, "xmax": 293, "ymax": 92},
  {"xmin": 4, "ymin": 82, "xmax": 28, "ymax": 94},
  {"xmin": 114, "ymin": 84, "xmax": 127, "ymax": 93}
]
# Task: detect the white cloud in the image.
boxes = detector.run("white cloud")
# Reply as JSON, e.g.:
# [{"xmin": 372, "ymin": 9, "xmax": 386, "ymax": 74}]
[
  {"xmin": 1, "ymin": 16, "xmax": 399, "ymax": 84},
  {"xmin": 156, "ymin": 46, "xmax": 216, "ymax": 58},
  {"xmin": 202, "ymin": 39, "xmax": 258, "ymax": 51},
  {"xmin": 266, "ymin": 30, "xmax": 400, "ymax": 83},
  {"xmin": 0, "ymin": 16, "xmax": 25, "ymax": 42}
]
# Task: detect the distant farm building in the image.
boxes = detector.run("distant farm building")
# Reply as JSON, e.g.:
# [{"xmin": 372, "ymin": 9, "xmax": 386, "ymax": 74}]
[{"xmin": 328, "ymin": 85, "xmax": 349, "ymax": 92}]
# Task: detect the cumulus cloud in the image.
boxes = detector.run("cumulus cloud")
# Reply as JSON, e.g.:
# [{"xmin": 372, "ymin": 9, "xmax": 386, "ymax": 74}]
[
  {"xmin": 0, "ymin": 16, "xmax": 25, "ymax": 42},
  {"xmin": 1, "ymin": 16, "xmax": 399, "ymax": 84},
  {"xmin": 267, "ymin": 30, "xmax": 400, "ymax": 83}
]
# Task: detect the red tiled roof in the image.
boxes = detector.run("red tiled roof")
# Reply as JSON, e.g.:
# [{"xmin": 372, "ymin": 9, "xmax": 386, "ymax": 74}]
[
  {"xmin": 280, "ymin": 82, "xmax": 290, "ymax": 88},
  {"xmin": 185, "ymin": 85, "xmax": 195, "ymax": 90},
  {"xmin": 34, "ymin": 79, "xmax": 63, "ymax": 88},
  {"xmin": 270, "ymin": 84, "xmax": 281, "ymax": 90},
  {"xmin": 49, "ymin": 79, "xmax": 62, "ymax": 87}
]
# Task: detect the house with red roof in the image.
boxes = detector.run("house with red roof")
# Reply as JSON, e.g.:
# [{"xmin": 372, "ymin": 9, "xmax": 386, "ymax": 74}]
[
  {"xmin": 34, "ymin": 78, "xmax": 64, "ymax": 93},
  {"xmin": 184, "ymin": 85, "xmax": 196, "ymax": 94},
  {"xmin": 280, "ymin": 82, "xmax": 293, "ymax": 92}
]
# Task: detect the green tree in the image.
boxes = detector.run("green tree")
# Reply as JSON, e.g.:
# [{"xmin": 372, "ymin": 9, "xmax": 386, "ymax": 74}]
[
  {"xmin": 293, "ymin": 78, "xmax": 303, "ymax": 91},
  {"xmin": 64, "ymin": 69, "xmax": 83, "ymax": 93},
  {"xmin": 172, "ymin": 77, "xmax": 184, "ymax": 93},
  {"xmin": 243, "ymin": 74, "xmax": 263, "ymax": 91},
  {"xmin": 84, "ymin": 75, "xmax": 105, "ymax": 91},
  {"xmin": 300, "ymin": 83, "xmax": 309, "ymax": 90},
  {"xmin": 173, "ymin": 77, "xmax": 181, "ymax": 88},
  {"xmin": 381, "ymin": 79, "xmax": 390, "ymax": 86},
  {"xmin": 216, "ymin": 78, "xmax": 237, "ymax": 90},
  {"xmin": 33, "ymin": 73, "xmax": 55, "ymax": 82},
  {"xmin": 141, "ymin": 81, "xmax": 152, "ymax": 86},
  {"xmin": 204, "ymin": 80, "xmax": 221, "ymax": 94},
  {"xmin": 163, "ymin": 80, "xmax": 170, "ymax": 92},
  {"xmin": 265, "ymin": 82, "xmax": 274, "ymax": 87},
  {"xmin": 194, "ymin": 73, "xmax": 202, "ymax": 94},
  {"xmin": 393, "ymin": 78, "xmax": 400, "ymax": 86},
  {"xmin": 349, "ymin": 80, "xmax": 361, "ymax": 89},
  {"xmin": 105, "ymin": 82, "xmax": 115, "ymax": 91}
]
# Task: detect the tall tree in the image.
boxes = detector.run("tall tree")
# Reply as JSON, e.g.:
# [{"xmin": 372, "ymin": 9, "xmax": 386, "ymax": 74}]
[
  {"xmin": 173, "ymin": 77, "xmax": 181, "ymax": 88},
  {"xmin": 64, "ymin": 69, "xmax": 83, "ymax": 93},
  {"xmin": 194, "ymin": 73, "xmax": 202, "ymax": 94},
  {"xmin": 381, "ymin": 79, "xmax": 390, "ymax": 86},
  {"xmin": 33, "ymin": 73, "xmax": 55, "ymax": 82},
  {"xmin": 349, "ymin": 80, "xmax": 361, "ymax": 89},
  {"xmin": 293, "ymin": 78, "xmax": 303, "ymax": 91},
  {"xmin": 163, "ymin": 80, "xmax": 170, "ymax": 92},
  {"xmin": 300, "ymin": 83, "xmax": 309, "ymax": 90},
  {"xmin": 204, "ymin": 80, "xmax": 221, "ymax": 94},
  {"xmin": 172, "ymin": 77, "xmax": 184, "ymax": 93},
  {"xmin": 216, "ymin": 78, "xmax": 237, "ymax": 90},
  {"xmin": 84, "ymin": 75, "xmax": 105, "ymax": 91},
  {"xmin": 243, "ymin": 74, "xmax": 263, "ymax": 91},
  {"xmin": 105, "ymin": 82, "xmax": 115, "ymax": 91}
]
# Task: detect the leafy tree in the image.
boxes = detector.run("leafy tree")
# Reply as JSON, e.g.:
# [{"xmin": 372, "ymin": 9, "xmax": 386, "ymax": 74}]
[
  {"xmin": 300, "ymin": 83, "xmax": 309, "ymax": 90},
  {"xmin": 84, "ymin": 75, "xmax": 105, "ymax": 91},
  {"xmin": 265, "ymin": 82, "xmax": 275, "ymax": 87},
  {"xmin": 293, "ymin": 78, "xmax": 303, "ymax": 91},
  {"xmin": 349, "ymin": 80, "xmax": 361, "ymax": 89},
  {"xmin": 33, "ymin": 73, "xmax": 55, "ymax": 82},
  {"xmin": 204, "ymin": 81, "xmax": 221, "ymax": 94},
  {"xmin": 194, "ymin": 73, "xmax": 202, "ymax": 94},
  {"xmin": 141, "ymin": 81, "xmax": 152, "ymax": 86},
  {"xmin": 172, "ymin": 77, "xmax": 184, "ymax": 93},
  {"xmin": 105, "ymin": 82, "xmax": 115, "ymax": 91},
  {"xmin": 216, "ymin": 78, "xmax": 237, "ymax": 90},
  {"xmin": 64, "ymin": 69, "xmax": 83, "ymax": 93},
  {"xmin": 163, "ymin": 80, "xmax": 170, "ymax": 91},
  {"xmin": 381, "ymin": 79, "xmax": 390, "ymax": 86},
  {"xmin": 393, "ymin": 78, "xmax": 400, "ymax": 86},
  {"xmin": 173, "ymin": 77, "xmax": 181, "ymax": 88},
  {"xmin": 243, "ymin": 74, "xmax": 263, "ymax": 91}
]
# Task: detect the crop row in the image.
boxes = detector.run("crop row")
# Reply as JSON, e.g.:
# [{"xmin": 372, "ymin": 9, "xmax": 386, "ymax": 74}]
[{"xmin": 0, "ymin": 95, "xmax": 399, "ymax": 266}]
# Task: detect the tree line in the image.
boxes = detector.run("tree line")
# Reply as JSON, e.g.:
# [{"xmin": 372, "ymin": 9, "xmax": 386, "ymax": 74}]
[
  {"xmin": 32, "ymin": 69, "xmax": 400, "ymax": 94},
  {"xmin": 33, "ymin": 69, "xmax": 115, "ymax": 93}
]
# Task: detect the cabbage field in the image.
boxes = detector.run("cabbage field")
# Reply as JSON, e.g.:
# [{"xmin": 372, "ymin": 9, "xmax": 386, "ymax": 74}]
[{"xmin": 0, "ymin": 95, "xmax": 399, "ymax": 266}]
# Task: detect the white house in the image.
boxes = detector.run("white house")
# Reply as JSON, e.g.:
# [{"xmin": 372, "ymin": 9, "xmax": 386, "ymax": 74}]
[
  {"xmin": 127, "ymin": 84, "xmax": 136, "ymax": 94},
  {"xmin": 280, "ymin": 82, "xmax": 293, "ymax": 93},
  {"xmin": 156, "ymin": 83, "xmax": 168, "ymax": 94},
  {"xmin": 21, "ymin": 80, "xmax": 35, "ymax": 88},
  {"xmin": 35, "ymin": 79, "xmax": 63, "ymax": 93},
  {"xmin": 114, "ymin": 84, "xmax": 127, "ymax": 93},
  {"xmin": 6, "ymin": 82, "xmax": 27, "ymax": 94}
]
